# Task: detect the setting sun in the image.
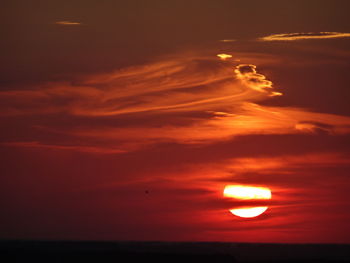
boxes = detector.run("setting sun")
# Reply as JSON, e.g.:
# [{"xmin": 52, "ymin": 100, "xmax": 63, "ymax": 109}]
[
  {"xmin": 2, "ymin": 0, "xmax": 350, "ymax": 250},
  {"xmin": 223, "ymin": 185, "xmax": 271, "ymax": 218},
  {"xmin": 230, "ymin": 207, "xmax": 268, "ymax": 218}
]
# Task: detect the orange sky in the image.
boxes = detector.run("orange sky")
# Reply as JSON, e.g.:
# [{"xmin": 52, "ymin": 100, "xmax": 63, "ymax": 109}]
[{"xmin": 1, "ymin": 0, "xmax": 350, "ymax": 243}]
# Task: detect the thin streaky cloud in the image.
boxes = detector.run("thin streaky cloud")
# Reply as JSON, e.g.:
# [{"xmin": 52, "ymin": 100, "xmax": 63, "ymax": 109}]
[
  {"xmin": 3, "ymin": 141, "xmax": 125, "ymax": 154},
  {"xmin": 55, "ymin": 21, "xmax": 82, "ymax": 26},
  {"xmin": 260, "ymin": 32, "xmax": 350, "ymax": 41},
  {"xmin": 219, "ymin": 39, "xmax": 236, "ymax": 42},
  {"xmin": 70, "ymin": 103, "xmax": 350, "ymax": 147},
  {"xmin": 2, "ymin": 52, "xmax": 350, "ymax": 153},
  {"xmin": 0, "ymin": 56, "xmax": 275, "ymax": 117},
  {"xmin": 217, "ymin": 54, "xmax": 232, "ymax": 60}
]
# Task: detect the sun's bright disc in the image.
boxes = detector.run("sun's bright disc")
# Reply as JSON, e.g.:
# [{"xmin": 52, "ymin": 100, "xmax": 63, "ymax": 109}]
[
  {"xmin": 223, "ymin": 185, "xmax": 271, "ymax": 200},
  {"xmin": 230, "ymin": 206, "xmax": 268, "ymax": 218},
  {"xmin": 223, "ymin": 185, "xmax": 271, "ymax": 218}
]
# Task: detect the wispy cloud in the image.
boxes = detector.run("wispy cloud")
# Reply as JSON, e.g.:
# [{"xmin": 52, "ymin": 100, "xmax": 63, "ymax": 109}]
[
  {"xmin": 1, "ymin": 51, "xmax": 350, "ymax": 153},
  {"xmin": 260, "ymin": 32, "xmax": 350, "ymax": 41},
  {"xmin": 55, "ymin": 21, "xmax": 82, "ymax": 26},
  {"xmin": 3, "ymin": 141, "xmax": 125, "ymax": 154},
  {"xmin": 219, "ymin": 39, "xmax": 236, "ymax": 42},
  {"xmin": 68, "ymin": 103, "xmax": 350, "ymax": 148},
  {"xmin": 217, "ymin": 53, "xmax": 232, "ymax": 60},
  {"xmin": 234, "ymin": 64, "xmax": 281, "ymax": 96},
  {"xmin": 0, "ymin": 55, "xmax": 275, "ymax": 117}
]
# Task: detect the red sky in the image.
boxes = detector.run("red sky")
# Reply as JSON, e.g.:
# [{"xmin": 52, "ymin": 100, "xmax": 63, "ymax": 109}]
[{"xmin": 1, "ymin": 0, "xmax": 350, "ymax": 243}]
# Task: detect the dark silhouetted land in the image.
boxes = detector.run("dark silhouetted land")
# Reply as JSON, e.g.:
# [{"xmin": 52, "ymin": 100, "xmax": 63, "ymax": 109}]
[{"xmin": 1, "ymin": 240, "xmax": 350, "ymax": 262}]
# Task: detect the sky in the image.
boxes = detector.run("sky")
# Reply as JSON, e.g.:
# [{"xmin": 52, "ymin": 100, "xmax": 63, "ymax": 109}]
[{"xmin": 1, "ymin": 0, "xmax": 350, "ymax": 243}]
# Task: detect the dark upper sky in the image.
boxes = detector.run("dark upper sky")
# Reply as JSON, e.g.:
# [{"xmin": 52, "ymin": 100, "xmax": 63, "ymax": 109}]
[
  {"xmin": 1, "ymin": 0, "xmax": 350, "ymax": 243},
  {"xmin": 2, "ymin": 0, "xmax": 350, "ymax": 83}
]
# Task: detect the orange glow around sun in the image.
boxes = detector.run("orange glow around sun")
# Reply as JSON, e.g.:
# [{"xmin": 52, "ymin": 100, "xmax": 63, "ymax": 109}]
[{"xmin": 223, "ymin": 185, "xmax": 272, "ymax": 218}]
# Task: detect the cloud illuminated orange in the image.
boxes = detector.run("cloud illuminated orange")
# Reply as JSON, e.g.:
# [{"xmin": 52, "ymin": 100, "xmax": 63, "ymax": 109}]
[
  {"xmin": 234, "ymin": 64, "xmax": 282, "ymax": 96},
  {"xmin": 0, "ymin": 55, "xmax": 277, "ymax": 117},
  {"xmin": 3, "ymin": 141, "xmax": 125, "ymax": 154},
  {"xmin": 260, "ymin": 32, "xmax": 350, "ymax": 41},
  {"xmin": 217, "ymin": 54, "xmax": 232, "ymax": 60},
  {"xmin": 55, "ymin": 21, "xmax": 82, "ymax": 26},
  {"xmin": 219, "ymin": 39, "xmax": 236, "ymax": 42},
  {"xmin": 1, "ymin": 51, "xmax": 350, "ymax": 153}
]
